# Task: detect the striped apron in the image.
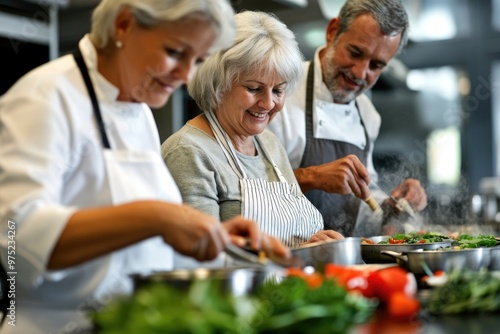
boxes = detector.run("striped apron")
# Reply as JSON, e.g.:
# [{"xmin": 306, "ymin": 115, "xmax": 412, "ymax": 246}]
[{"xmin": 206, "ymin": 112, "xmax": 323, "ymax": 248}]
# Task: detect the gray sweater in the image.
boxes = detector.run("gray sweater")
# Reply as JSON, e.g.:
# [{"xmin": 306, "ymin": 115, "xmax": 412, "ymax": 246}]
[{"xmin": 162, "ymin": 124, "xmax": 298, "ymax": 222}]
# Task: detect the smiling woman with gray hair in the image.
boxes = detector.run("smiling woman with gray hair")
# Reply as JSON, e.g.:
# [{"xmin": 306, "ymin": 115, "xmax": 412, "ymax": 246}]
[
  {"xmin": 163, "ymin": 11, "xmax": 344, "ymax": 249},
  {"xmin": 0, "ymin": 1, "xmax": 291, "ymax": 333}
]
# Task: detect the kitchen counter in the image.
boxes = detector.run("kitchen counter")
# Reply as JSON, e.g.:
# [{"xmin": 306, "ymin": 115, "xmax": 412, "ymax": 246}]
[
  {"xmin": 83, "ymin": 288, "xmax": 499, "ymax": 334},
  {"xmin": 349, "ymin": 283, "xmax": 499, "ymax": 334},
  {"xmin": 87, "ymin": 258, "xmax": 500, "ymax": 333},
  {"xmin": 351, "ymin": 310, "xmax": 499, "ymax": 334},
  {"xmin": 85, "ymin": 281, "xmax": 500, "ymax": 334},
  {"xmin": 85, "ymin": 311, "xmax": 499, "ymax": 334}
]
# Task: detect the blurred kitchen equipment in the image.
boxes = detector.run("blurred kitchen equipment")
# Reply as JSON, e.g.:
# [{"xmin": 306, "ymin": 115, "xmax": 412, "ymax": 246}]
[
  {"xmin": 130, "ymin": 267, "xmax": 268, "ymax": 296},
  {"xmin": 370, "ymin": 180, "xmax": 415, "ymax": 218},
  {"xmin": 361, "ymin": 236, "xmax": 452, "ymax": 263},
  {"xmin": 291, "ymin": 237, "xmax": 363, "ymax": 273},
  {"xmin": 489, "ymin": 246, "xmax": 500, "ymax": 270},
  {"xmin": 381, "ymin": 248, "xmax": 492, "ymax": 275},
  {"xmin": 471, "ymin": 177, "xmax": 500, "ymax": 231}
]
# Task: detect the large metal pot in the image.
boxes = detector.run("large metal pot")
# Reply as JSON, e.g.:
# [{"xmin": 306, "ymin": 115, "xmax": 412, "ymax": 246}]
[
  {"xmin": 489, "ymin": 246, "xmax": 500, "ymax": 270},
  {"xmin": 291, "ymin": 237, "xmax": 363, "ymax": 273},
  {"xmin": 361, "ymin": 236, "xmax": 453, "ymax": 264},
  {"xmin": 381, "ymin": 248, "xmax": 492, "ymax": 275},
  {"xmin": 130, "ymin": 266, "xmax": 268, "ymax": 296}
]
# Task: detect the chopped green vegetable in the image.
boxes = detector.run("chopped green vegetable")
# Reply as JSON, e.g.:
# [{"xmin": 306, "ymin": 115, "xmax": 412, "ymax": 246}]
[
  {"xmin": 454, "ymin": 234, "xmax": 499, "ymax": 249},
  {"xmin": 93, "ymin": 276, "xmax": 377, "ymax": 334},
  {"xmin": 378, "ymin": 232, "xmax": 448, "ymax": 244},
  {"xmin": 427, "ymin": 270, "xmax": 500, "ymax": 314},
  {"xmin": 252, "ymin": 277, "xmax": 376, "ymax": 333}
]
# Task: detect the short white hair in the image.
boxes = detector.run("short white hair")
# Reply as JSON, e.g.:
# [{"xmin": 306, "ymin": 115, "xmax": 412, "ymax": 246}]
[
  {"xmin": 89, "ymin": 0, "xmax": 235, "ymax": 53},
  {"xmin": 188, "ymin": 11, "xmax": 304, "ymax": 113}
]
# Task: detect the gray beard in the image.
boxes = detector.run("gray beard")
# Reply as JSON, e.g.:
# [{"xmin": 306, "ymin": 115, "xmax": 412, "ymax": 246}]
[
  {"xmin": 322, "ymin": 47, "xmax": 363, "ymax": 104},
  {"xmin": 330, "ymin": 85, "xmax": 358, "ymax": 104},
  {"xmin": 323, "ymin": 71, "xmax": 359, "ymax": 103}
]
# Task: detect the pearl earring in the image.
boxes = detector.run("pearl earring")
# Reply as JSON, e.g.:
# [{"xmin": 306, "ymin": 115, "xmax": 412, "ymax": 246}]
[{"xmin": 115, "ymin": 40, "xmax": 123, "ymax": 48}]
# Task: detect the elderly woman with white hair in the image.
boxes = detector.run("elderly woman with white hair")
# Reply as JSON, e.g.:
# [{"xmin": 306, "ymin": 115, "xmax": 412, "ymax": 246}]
[
  {"xmin": 162, "ymin": 11, "xmax": 344, "ymax": 250},
  {"xmin": 0, "ymin": 1, "xmax": 289, "ymax": 333}
]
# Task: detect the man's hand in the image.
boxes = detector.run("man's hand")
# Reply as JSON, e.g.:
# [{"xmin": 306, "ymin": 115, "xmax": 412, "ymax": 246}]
[
  {"xmin": 386, "ymin": 178, "xmax": 427, "ymax": 213},
  {"xmin": 295, "ymin": 154, "xmax": 370, "ymax": 200}
]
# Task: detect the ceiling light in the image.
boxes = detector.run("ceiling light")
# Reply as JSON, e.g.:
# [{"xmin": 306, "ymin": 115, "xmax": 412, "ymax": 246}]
[{"xmin": 317, "ymin": 0, "xmax": 344, "ymax": 19}]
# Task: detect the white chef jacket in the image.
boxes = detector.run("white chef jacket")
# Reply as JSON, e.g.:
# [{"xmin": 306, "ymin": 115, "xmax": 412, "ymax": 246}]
[
  {"xmin": 267, "ymin": 45, "xmax": 386, "ymax": 235},
  {"xmin": 0, "ymin": 35, "xmax": 181, "ymax": 333}
]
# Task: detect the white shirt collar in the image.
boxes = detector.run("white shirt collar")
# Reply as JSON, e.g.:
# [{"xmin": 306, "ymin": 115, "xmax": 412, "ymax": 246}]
[
  {"xmin": 313, "ymin": 45, "xmax": 334, "ymax": 103},
  {"xmin": 78, "ymin": 34, "xmax": 121, "ymax": 102}
]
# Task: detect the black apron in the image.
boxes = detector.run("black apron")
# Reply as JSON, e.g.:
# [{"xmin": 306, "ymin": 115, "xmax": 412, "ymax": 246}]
[{"xmin": 300, "ymin": 60, "xmax": 370, "ymax": 236}]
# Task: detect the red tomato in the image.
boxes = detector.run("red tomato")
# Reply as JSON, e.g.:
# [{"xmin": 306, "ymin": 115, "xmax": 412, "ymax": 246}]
[
  {"xmin": 325, "ymin": 265, "xmax": 358, "ymax": 286},
  {"xmin": 304, "ymin": 273, "xmax": 323, "ymax": 289},
  {"xmin": 434, "ymin": 270, "xmax": 445, "ymax": 277},
  {"xmin": 324, "ymin": 264, "xmax": 350, "ymax": 277},
  {"xmin": 366, "ymin": 267, "xmax": 417, "ymax": 303},
  {"xmin": 344, "ymin": 272, "xmax": 375, "ymax": 298},
  {"xmin": 286, "ymin": 268, "xmax": 324, "ymax": 289},
  {"xmin": 324, "ymin": 264, "xmax": 374, "ymax": 298},
  {"xmin": 286, "ymin": 267, "xmax": 308, "ymax": 279},
  {"xmin": 387, "ymin": 292, "xmax": 420, "ymax": 320},
  {"xmin": 389, "ymin": 238, "xmax": 405, "ymax": 244}
]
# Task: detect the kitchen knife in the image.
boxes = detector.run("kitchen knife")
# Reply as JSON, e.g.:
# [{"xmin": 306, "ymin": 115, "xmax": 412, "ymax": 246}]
[
  {"xmin": 370, "ymin": 180, "xmax": 416, "ymax": 218},
  {"xmin": 224, "ymin": 243, "xmax": 302, "ymax": 272}
]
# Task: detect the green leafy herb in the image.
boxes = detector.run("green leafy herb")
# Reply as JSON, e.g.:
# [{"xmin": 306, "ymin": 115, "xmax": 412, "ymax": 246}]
[
  {"xmin": 251, "ymin": 277, "xmax": 376, "ymax": 334},
  {"xmin": 93, "ymin": 276, "xmax": 377, "ymax": 334},
  {"xmin": 427, "ymin": 270, "xmax": 500, "ymax": 314},
  {"xmin": 454, "ymin": 234, "xmax": 499, "ymax": 249},
  {"xmin": 378, "ymin": 232, "xmax": 448, "ymax": 244}
]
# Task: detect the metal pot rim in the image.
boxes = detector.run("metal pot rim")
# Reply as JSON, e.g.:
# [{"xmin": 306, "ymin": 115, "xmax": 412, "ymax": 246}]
[
  {"xmin": 292, "ymin": 237, "xmax": 362, "ymax": 250},
  {"xmin": 130, "ymin": 266, "xmax": 265, "ymax": 281},
  {"xmin": 403, "ymin": 247, "xmax": 493, "ymax": 254},
  {"xmin": 362, "ymin": 240, "xmax": 452, "ymax": 247}
]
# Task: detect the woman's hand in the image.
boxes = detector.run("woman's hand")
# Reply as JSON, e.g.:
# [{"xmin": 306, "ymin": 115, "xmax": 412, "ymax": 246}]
[
  {"xmin": 305, "ymin": 229, "xmax": 345, "ymax": 244},
  {"xmin": 159, "ymin": 204, "xmax": 229, "ymax": 261},
  {"xmin": 222, "ymin": 215, "xmax": 290, "ymax": 259},
  {"xmin": 160, "ymin": 206, "xmax": 290, "ymax": 262},
  {"xmin": 50, "ymin": 201, "xmax": 290, "ymax": 268}
]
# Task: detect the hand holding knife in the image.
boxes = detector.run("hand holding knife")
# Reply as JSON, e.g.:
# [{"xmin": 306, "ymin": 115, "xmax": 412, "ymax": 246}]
[{"xmin": 369, "ymin": 180, "xmax": 415, "ymax": 218}]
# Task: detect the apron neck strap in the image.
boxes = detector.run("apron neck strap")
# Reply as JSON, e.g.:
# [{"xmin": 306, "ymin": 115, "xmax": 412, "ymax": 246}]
[
  {"xmin": 205, "ymin": 111, "xmax": 287, "ymax": 183},
  {"xmin": 73, "ymin": 47, "xmax": 111, "ymax": 149},
  {"xmin": 304, "ymin": 59, "xmax": 370, "ymax": 156},
  {"xmin": 205, "ymin": 111, "xmax": 246, "ymax": 179}
]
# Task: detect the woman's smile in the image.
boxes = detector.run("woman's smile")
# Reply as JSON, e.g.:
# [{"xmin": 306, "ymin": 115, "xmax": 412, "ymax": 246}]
[
  {"xmin": 154, "ymin": 78, "xmax": 175, "ymax": 93},
  {"xmin": 247, "ymin": 110, "xmax": 268, "ymax": 120}
]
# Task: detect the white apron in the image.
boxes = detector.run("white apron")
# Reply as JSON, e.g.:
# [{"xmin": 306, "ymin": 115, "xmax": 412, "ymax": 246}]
[
  {"xmin": 0, "ymin": 49, "xmax": 182, "ymax": 334},
  {"xmin": 72, "ymin": 47, "xmax": 180, "ymax": 299},
  {"xmin": 206, "ymin": 112, "xmax": 323, "ymax": 248}
]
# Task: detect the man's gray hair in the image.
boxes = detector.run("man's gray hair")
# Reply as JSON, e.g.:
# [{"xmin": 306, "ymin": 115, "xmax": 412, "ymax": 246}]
[
  {"xmin": 337, "ymin": 0, "xmax": 409, "ymax": 53},
  {"xmin": 89, "ymin": 0, "xmax": 235, "ymax": 54},
  {"xmin": 188, "ymin": 10, "xmax": 304, "ymax": 113}
]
